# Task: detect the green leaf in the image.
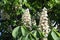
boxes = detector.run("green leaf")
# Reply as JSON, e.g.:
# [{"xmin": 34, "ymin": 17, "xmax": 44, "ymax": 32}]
[
  {"xmin": 18, "ymin": 36, "xmax": 22, "ymax": 40},
  {"xmin": 51, "ymin": 31, "xmax": 59, "ymax": 40},
  {"xmin": 29, "ymin": 35, "xmax": 35, "ymax": 40},
  {"xmin": 16, "ymin": 11, "xmax": 20, "ymax": 15},
  {"xmin": 54, "ymin": 29, "xmax": 60, "ymax": 37},
  {"xmin": 48, "ymin": 31, "xmax": 54, "ymax": 40},
  {"xmin": 31, "ymin": 31, "xmax": 37, "ymax": 38},
  {"xmin": 2, "ymin": 0, "xmax": 7, "ymax": 4},
  {"xmin": 12, "ymin": 26, "xmax": 20, "ymax": 38},
  {"xmin": 21, "ymin": 8, "xmax": 25, "ymax": 13},
  {"xmin": 33, "ymin": 31, "xmax": 37, "ymax": 37},
  {"xmin": 18, "ymin": 36, "xmax": 26, "ymax": 40},
  {"xmin": 21, "ymin": 26, "xmax": 26, "ymax": 36},
  {"xmin": 18, "ymin": 35, "xmax": 30, "ymax": 40},
  {"xmin": 21, "ymin": 36, "xmax": 25, "ymax": 40},
  {"xmin": 24, "ymin": 3, "xmax": 30, "ymax": 8},
  {"xmin": 38, "ymin": 31, "xmax": 44, "ymax": 38},
  {"xmin": 55, "ymin": 0, "xmax": 60, "ymax": 4},
  {"xmin": 24, "ymin": 0, "xmax": 27, "ymax": 3},
  {"xmin": 55, "ymin": 32, "xmax": 60, "ymax": 37},
  {"xmin": 25, "ymin": 34, "xmax": 30, "ymax": 40},
  {"xmin": 47, "ymin": 0, "xmax": 56, "ymax": 8}
]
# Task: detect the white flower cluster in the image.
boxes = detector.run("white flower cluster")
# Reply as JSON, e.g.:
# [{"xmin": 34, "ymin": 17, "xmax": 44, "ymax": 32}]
[
  {"xmin": 39, "ymin": 7, "xmax": 50, "ymax": 37},
  {"xmin": 22, "ymin": 8, "xmax": 31, "ymax": 29}
]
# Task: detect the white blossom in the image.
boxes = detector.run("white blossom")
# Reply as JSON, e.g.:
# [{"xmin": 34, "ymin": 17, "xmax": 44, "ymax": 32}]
[
  {"xmin": 22, "ymin": 8, "xmax": 31, "ymax": 30},
  {"xmin": 39, "ymin": 7, "xmax": 50, "ymax": 38}
]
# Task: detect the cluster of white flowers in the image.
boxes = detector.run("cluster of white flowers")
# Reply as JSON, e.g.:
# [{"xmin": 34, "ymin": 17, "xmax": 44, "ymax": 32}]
[
  {"xmin": 22, "ymin": 7, "xmax": 50, "ymax": 37},
  {"xmin": 39, "ymin": 7, "xmax": 50, "ymax": 37},
  {"xmin": 22, "ymin": 8, "xmax": 31, "ymax": 29}
]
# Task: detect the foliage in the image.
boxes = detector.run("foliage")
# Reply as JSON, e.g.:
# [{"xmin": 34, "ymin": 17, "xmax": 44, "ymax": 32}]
[
  {"xmin": 48, "ymin": 28, "xmax": 60, "ymax": 40},
  {"xmin": 12, "ymin": 25, "xmax": 44, "ymax": 40},
  {"xmin": 12, "ymin": 26, "xmax": 60, "ymax": 40},
  {"xmin": 0, "ymin": 0, "xmax": 60, "ymax": 40}
]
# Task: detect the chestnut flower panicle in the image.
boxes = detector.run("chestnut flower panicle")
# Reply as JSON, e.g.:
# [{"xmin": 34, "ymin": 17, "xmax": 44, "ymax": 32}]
[
  {"xmin": 22, "ymin": 8, "xmax": 32, "ymax": 30},
  {"xmin": 39, "ymin": 7, "xmax": 50, "ymax": 37}
]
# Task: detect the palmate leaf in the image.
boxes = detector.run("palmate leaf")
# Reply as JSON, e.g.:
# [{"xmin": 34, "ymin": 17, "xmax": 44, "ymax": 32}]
[
  {"xmin": 12, "ymin": 25, "xmax": 30, "ymax": 40},
  {"xmin": 12, "ymin": 26, "xmax": 20, "ymax": 38},
  {"xmin": 18, "ymin": 29, "xmax": 38, "ymax": 40}
]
